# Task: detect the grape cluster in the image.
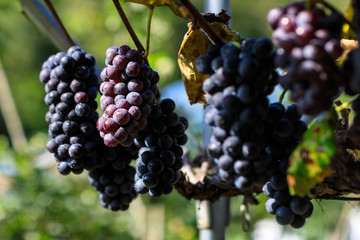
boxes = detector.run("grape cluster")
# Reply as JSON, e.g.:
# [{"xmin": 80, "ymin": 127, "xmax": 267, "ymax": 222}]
[
  {"xmin": 263, "ymin": 178, "xmax": 313, "ymax": 228},
  {"xmin": 88, "ymin": 145, "xmax": 138, "ymax": 211},
  {"xmin": 196, "ymin": 38, "xmax": 278, "ymax": 190},
  {"xmin": 96, "ymin": 45, "xmax": 160, "ymax": 147},
  {"xmin": 39, "ymin": 46, "xmax": 101, "ymax": 175},
  {"xmin": 268, "ymin": 1, "xmax": 345, "ymax": 115},
  {"xmin": 262, "ymin": 103, "xmax": 312, "ymax": 228},
  {"xmin": 133, "ymin": 99, "xmax": 188, "ymax": 197}
]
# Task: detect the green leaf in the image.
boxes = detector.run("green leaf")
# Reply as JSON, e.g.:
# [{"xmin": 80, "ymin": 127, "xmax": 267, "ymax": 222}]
[
  {"xmin": 342, "ymin": 0, "xmax": 356, "ymax": 40},
  {"xmin": 287, "ymin": 109, "xmax": 338, "ymax": 197},
  {"xmin": 124, "ymin": 0, "xmax": 191, "ymax": 19}
]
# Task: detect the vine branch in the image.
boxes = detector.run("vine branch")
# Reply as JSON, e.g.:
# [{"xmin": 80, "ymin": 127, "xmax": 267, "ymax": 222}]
[
  {"xmin": 43, "ymin": 0, "xmax": 75, "ymax": 47},
  {"xmin": 279, "ymin": 88, "xmax": 287, "ymax": 104},
  {"xmin": 180, "ymin": 0, "xmax": 225, "ymax": 45},
  {"xmin": 144, "ymin": 7, "xmax": 154, "ymax": 59},
  {"xmin": 112, "ymin": 0, "xmax": 146, "ymax": 55}
]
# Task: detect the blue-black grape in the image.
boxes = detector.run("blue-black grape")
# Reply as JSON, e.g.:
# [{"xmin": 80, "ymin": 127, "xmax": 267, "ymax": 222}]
[
  {"xmin": 134, "ymin": 98, "xmax": 188, "ymax": 197},
  {"xmin": 261, "ymin": 104, "xmax": 313, "ymax": 229},
  {"xmin": 40, "ymin": 46, "xmax": 124, "ymax": 177},
  {"xmin": 197, "ymin": 38, "xmax": 278, "ymax": 192}
]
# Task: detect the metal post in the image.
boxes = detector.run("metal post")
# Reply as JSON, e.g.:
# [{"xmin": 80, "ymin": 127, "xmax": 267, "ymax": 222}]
[
  {"xmin": 197, "ymin": 106, "xmax": 231, "ymax": 240},
  {"xmin": 204, "ymin": 0, "xmax": 230, "ymax": 15},
  {"xmin": 196, "ymin": 197, "xmax": 230, "ymax": 240},
  {"xmin": 195, "ymin": 2, "xmax": 231, "ymax": 240}
]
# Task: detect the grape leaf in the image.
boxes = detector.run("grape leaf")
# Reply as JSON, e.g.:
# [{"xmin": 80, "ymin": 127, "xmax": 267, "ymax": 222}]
[
  {"xmin": 342, "ymin": 0, "xmax": 356, "ymax": 40},
  {"xmin": 337, "ymin": 39, "xmax": 358, "ymax": 65},
  {"xmin": 177, "ymin": 23, "xmax": 212, "ymax": 104},
  {"xmin": 124, "ymin": 0, "xmax": 190, "ymax": 19},
  {"xmin": 287, "ymin": 109, "xmax": 338, "ymax": 197},
  {"xmin": 177, "ymin": 22, "xmax": 245, "ymax": 104},
  {"xmin": 209, "ymin": 22, "xmax": 246, "ymax": 44}
]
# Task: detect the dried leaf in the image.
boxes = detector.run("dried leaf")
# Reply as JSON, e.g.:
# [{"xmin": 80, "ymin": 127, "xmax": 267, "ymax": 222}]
[
  {"xmin": 124, "ymin": 0, "xmax": 190, "ymax": 19},
  {"xmin": 287, "ymin": 109, "xmax": 338, "ymax": 197},
  {"xmin": 178, "ymin": 23, "xmax": 212, "ymax": 104},
  {"xmin": 178, "ymin": 22, "xmax": 245, "ymax": 104},
  {"xmin": 209, "ymin": 22, "xmax": 246, "ymax": 44},
  {"xmin": 203, "ymin": 10, "xmax": 231, "ymax": 24},
  {"xmin": 337, "ymin": 39, "xmax": 358, "ymax": 65}
]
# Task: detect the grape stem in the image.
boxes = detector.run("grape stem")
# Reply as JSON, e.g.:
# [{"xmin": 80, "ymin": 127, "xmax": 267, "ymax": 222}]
[
  {"xmin": 112, "ymin": 0, "xmax": 146, "ymax": 56},
  {"xmin": 316, "ymin": 0, "xmax": 359, "ymax": 33},
  {"xmin": 144, "ymin": 7, "xmax": 154, "ymax": 59},
  {"xmin": 180, "ymin": 0, "xmax": 225, "ymax": 45},
  {"xmin": 240, "ymin": 197, "xmax": 251, "ymax": 232},
  {"xmin": 43, "ymin": 0, "xmax": 75, "ymax": 47},
  {"xmin": 278, "ymin": 88, "xmax": 288, "ymax": 104}
]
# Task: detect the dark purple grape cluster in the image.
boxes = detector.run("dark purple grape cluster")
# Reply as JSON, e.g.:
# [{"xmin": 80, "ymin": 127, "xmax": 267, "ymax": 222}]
[
  {"xmin": 40, "ymin": 46, "xmax": 101, "ymax": 175},
  {"xmin": 268, "ymin": 1, "xmax": 345, "ymax": 115},
  {"xmin": 196, "ymin": 38, "xmax": 278, "ymax": 190},
  {"xmin": 96, "ymin": 45, "xmax": 160, "ymax": 147},
  {"xmin": 88, "ymin": 145, "xmax": 138, "ymax": 211},
  {"xmin": 133, "ymin": 98, "xmax": 188, "ymax": 197},
  {"xmin": 264, "ymin": 178, "xmax": 313, "ymax": 228},
  {"xmin": 262, "ymin": 103, "xmax": 312, "ymax": 229}
]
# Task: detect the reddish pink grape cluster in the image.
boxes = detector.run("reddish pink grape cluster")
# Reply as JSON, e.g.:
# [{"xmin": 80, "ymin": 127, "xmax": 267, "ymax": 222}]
[
  {"xmin": 268, "ymin": 1, "xmax": 345, "ymax": 115},
  {"xmin": 97, "ymin": 45, "xmax": 160, "ymax": 147}
]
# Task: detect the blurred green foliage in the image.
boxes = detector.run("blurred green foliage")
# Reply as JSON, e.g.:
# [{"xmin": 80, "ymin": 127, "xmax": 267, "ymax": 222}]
[
  {"xmin": 0, "ymin": 0, "xmax": 354, "ymax": 239},
  {"xmin": 0, "ymin": 133, "xmax": 198, "ymax": 240}
]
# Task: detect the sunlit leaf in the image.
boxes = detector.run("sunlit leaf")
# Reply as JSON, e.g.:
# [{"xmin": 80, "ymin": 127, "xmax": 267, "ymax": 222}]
[
  {"xmin": 177, "ymin": 21, "xmax": 245, "ymax": 104},
  {"xmin": 124, "ymin": 0, "xmax": 190, "ymax": 19},
  {"xmin": 342, "ymin": 0, "xmax": 356, "ymax": 40},
  {"xmin": 287, "ymin": 109, "xmax": 339, "ymax": 197},
  {"xmin": 177, "ymin": 23, "xmax": 212, "ymax": 104},
  {"xmin": 336, "ymin": 39, "xmax": 358, "ymax": 65}
]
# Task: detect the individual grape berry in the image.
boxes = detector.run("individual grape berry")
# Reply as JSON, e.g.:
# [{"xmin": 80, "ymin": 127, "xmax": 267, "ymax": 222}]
[
  {"xmin": 265, "ymin": 198, "xmax": 279, "ymax": 215},
  {"xmin": 290, "ymin": 196, "xmax": 311, "ymax": 215},
  {"xmin": 196, "ymin": 55, "xmax": 214, "ymax": 74},
  {"xmin": 291, "ymin": 215, "xmax": 306, "ymax": 229},
  {"xmin": 276, "ymin": 206, "xmax": 295, "ymax": 225}
]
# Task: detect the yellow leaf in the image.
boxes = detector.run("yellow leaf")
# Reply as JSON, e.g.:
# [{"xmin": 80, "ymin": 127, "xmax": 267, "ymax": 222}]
[
  {"xmin": 209, "ymin": 22, "xmax": 246, "ymax": 43},
  {"xmin": 178, "ymin": 23, "xmax": 212, "ymax": 104},
  {"xmin": 337, "ymin": 39, "xmax": 358, "ymax": 64},
  {"xmin": 177, "ymin": 21, "xmax": 245, "ymax": 104}
]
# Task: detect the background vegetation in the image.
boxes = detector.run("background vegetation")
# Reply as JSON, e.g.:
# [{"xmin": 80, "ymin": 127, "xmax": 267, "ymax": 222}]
[{"xmin": 0, "ymin": 0, "xmax": 354, "ymax": 239}]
